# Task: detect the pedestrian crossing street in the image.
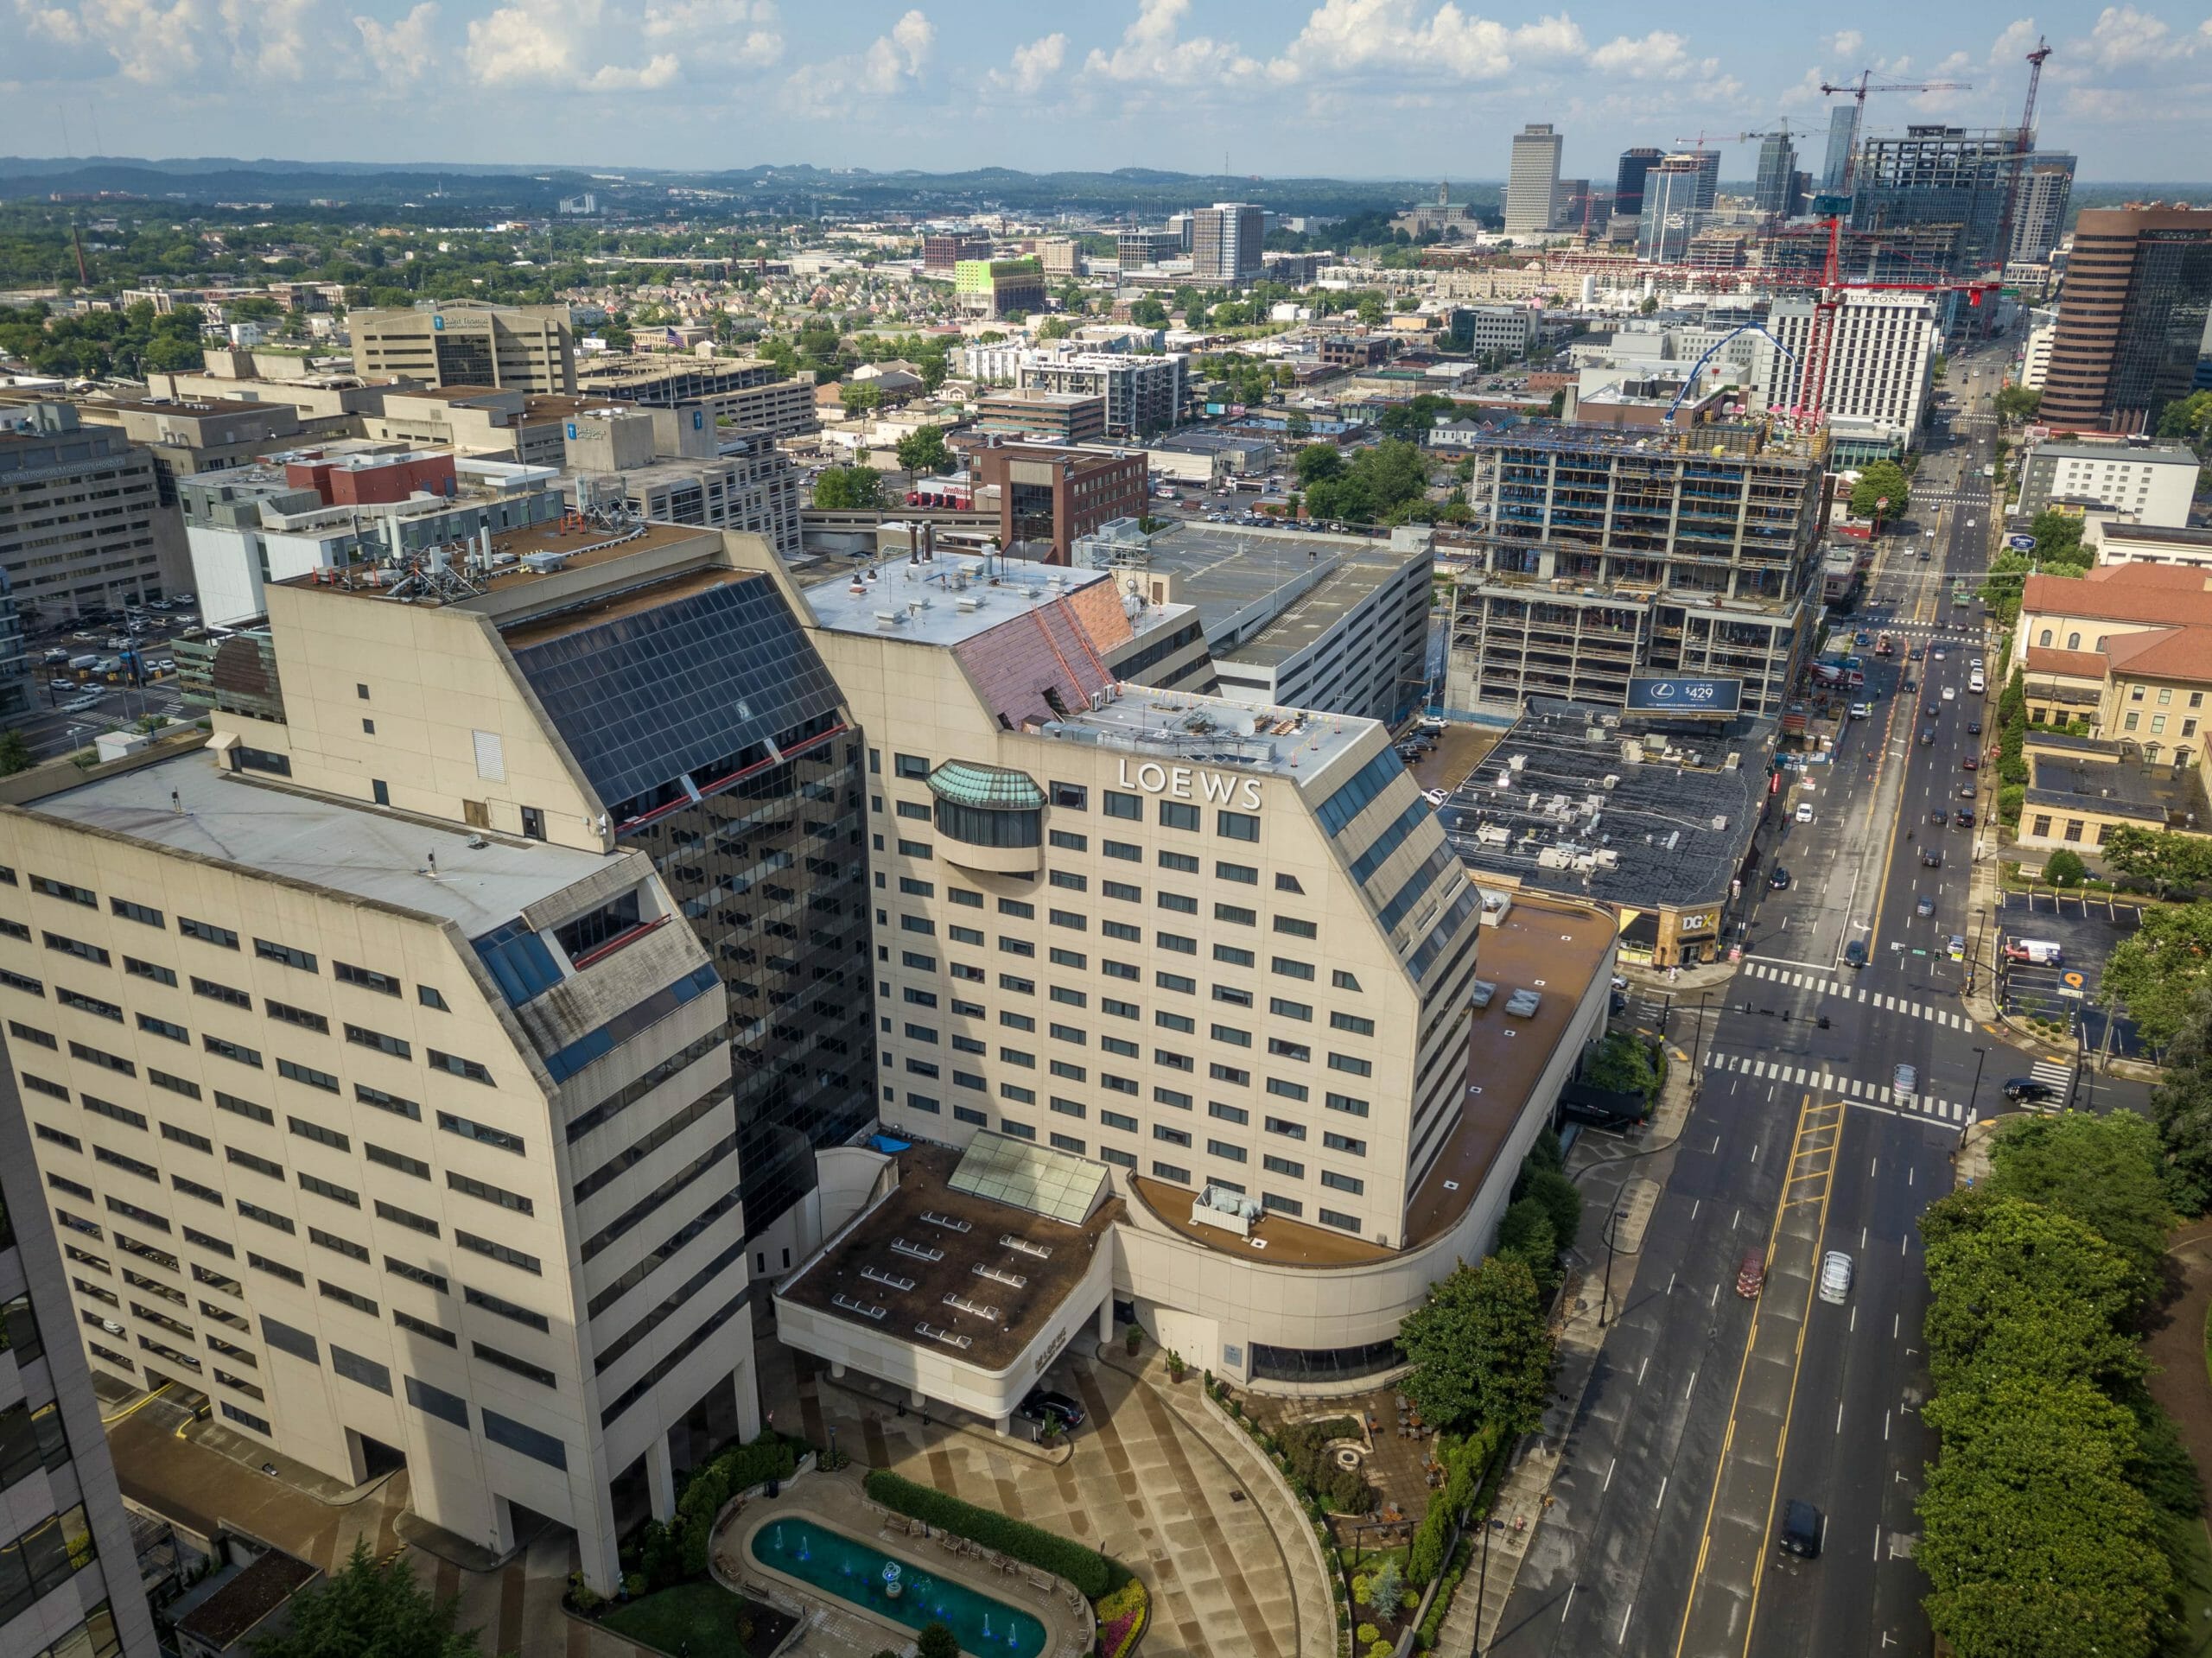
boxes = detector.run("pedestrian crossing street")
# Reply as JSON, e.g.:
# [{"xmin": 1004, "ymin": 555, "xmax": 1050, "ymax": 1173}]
[
  {"xmin": 1702, "ymin": 1051, "xmax": 1974, "ymax": 1122},
  {"xmin": 1738, "ymin": 959, "xmax": 1977, "ymax": 1031}
]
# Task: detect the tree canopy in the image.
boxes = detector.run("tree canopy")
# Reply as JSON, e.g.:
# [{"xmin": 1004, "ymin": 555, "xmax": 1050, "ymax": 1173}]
[
  {"xmin": 894, "ymin": 424, "xmax": 951, "ymax": 477},
  {"xmin": 1847, "ymin": 460, "xmax": 1911, "ymax": 523},
  {"xmin": 1399, "ymin": 1255, "xmax": 1554, "ymax": 1436},
  {"xmin": 1301, "ymin": 438, "xmax": 1431, "ymax": 525},
  {"xmin": 813, "ymin": 466, "xmax": 885, "ymax": 510},
  {"xmin": 2101, "ymin": 900, "xmax": 2212, "ymax": 1048},
  {"xmin": 2148, "ymin": 983, "xmax": 2212, "ymax": 1212},
  {"xmin": 2101, "ymin": 826, "xmax": 2212, "ymax": 899},
  {"xmin": 250, "ymin": 1539, "xmax": 481, "ymax": 1658}
]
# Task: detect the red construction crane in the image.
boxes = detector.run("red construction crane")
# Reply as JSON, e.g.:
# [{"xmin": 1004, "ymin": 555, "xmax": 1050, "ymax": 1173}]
[
  {"xmin": 1817, "ymin": 73, "xmax": 1974, "ymax": 193},
  {"xmin": 1990, "ymin": 35, "xmax": 2055, "ymax": 274}
]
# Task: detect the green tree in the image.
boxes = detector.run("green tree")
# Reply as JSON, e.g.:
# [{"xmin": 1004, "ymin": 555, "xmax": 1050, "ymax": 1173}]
[
  {"xmin": 1355, "ymin": 293, "xmax": 1385, "ymax": 327},
  {"xmin": 2029, "ymin": 509, "xmax": 2088, "ymax": 569},
  {"xmin": 1985, "ymin": 1112, "xmax": 2171, "ymax": 1317},
  {"xmin": 1493, "ymin": 1198, "xmax": 1558, "ymax": 1293},
  {"xmin": 2150, "ymin": 987, "xmax": 2212, "ymax": 1211},
  {"xmin": 2101, "ymin": 826, "xmax": 2212, "ymax": 898},
  {"xmin": 1038, "ymin": 315, "xmax": 1074, "ymax": 340},
  {"xmin": 1399, "ymin": 1256, "xmax": 1555, "ymax": 1436},
  {"xmin": 2102, "ymin": 901, "xmax": 2212, "ymax": 1048},
  {"xmin": 1848, "ymin": 460, "xmax": 1912, "ymax": 522},
  {"xmin": 249, "ymin": 1538, "xmax": 481, "ymax": 1658},
  {"xmin": 813, "ymin": 467, "xmax": 885, "ymax": 511},
  {"xmin": 1285, "ymin": 410, "xmax": 1313, "ymax": 441},
  {"xmin": 1515, "ymin": 1166, "xmax": 1583, "ymax": 1253},
  {"xmin": 841, "ymin": 381, "xmax": 881, "ymax": 416},
  {"xmin": 0, "ymin": 730, "xmax": 31, "ymax": 776},
  {"xmin": 915, "ymin": 1623, "xmax": 960, "ymax": 1658},
  {"xmin": 1294, "ymin": 443, "xmax": 1344, "ymax": 487},
  {"xmin": 2156, "ymin": 389, "xmax": 2212, "ymax": 450},
  {"xmin": 895, "ymin": 424, "xmax": 951, "ymax": 478},
  {"xmin": 1128, "ymin": 297, "xmax": 1168, "ymax": 327},
  {"xmin": 1994, "ymin": 384, "xmax": 2043, "ymax": 423},
  {"xmin": 1638, "ymin": 295, "xmax": 1659, "ymax": 315},
  {"xmin": 2041, "ymin": 848, "xmax": 2088, "ymax": 887}
]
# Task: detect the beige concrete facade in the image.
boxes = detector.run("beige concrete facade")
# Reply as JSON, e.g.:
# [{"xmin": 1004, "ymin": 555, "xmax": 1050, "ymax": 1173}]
[{"xmin": 351, "ymin": 303, "xmax": 577, "ymax": 397}]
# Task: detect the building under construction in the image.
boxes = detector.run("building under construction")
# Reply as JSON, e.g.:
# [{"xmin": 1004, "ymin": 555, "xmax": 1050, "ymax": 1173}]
[
  {"xmin": 1445, "ymin": 421, "xmax": 1831, "ymax": 720},
  {"xmin": 1847, "ymin": 125, "xmax": 2019, "ymax": 274}
]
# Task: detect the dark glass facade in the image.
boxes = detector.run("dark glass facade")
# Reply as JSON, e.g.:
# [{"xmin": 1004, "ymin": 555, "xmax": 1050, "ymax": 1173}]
[
  {"xmin": 512, "ymin": 573, "xmax": 875, "ymax": 1238},
  {"xmin": 2107, "ymin": 232, "xmax": 2212, "ymax": 427}
]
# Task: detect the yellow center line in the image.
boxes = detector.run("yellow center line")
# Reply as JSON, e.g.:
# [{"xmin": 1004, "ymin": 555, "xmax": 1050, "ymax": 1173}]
[
  {"xmin": 1739, "ymin": 1107, "xmax": 1848, "ymax": 1655},
  {"xmin": 1671, "ymin": 1094, "xmax": 1815, "ymax": 1658}
]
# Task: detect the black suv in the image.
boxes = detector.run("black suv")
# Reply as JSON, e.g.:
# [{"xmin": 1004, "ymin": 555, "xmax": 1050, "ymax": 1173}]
[
  {"xmin": 1778, "ymin": 1498, "xmax": 1823, "ymax": 1559},
  {"xmin": 1016, "ymin": 1388, "xmax": 1085, "ymax": 1432},
  {"xmin": 2003, "ymin": 1078, "xmax": 2060, "ymax": 1105}
]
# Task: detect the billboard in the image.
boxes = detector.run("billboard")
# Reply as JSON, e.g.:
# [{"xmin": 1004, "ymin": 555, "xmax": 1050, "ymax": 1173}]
[
  {"xmin": 1625, "ymin": 676, "xmax": 1743, "ymax": 716},
  {"xmin": 2006, "ymin": 534, "xmax": 2037, "ymax": 550}
]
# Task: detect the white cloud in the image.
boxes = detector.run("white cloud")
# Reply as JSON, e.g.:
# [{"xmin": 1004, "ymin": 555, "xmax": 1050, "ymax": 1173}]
[
  {"xmin": 1587, "ymin": 29, "xmax": 1717, "ymax": 81},
  {"xmin": 988, "ymin": 30, "xmax": 1066, "ymax": 96},
  {"xmin": 221, "ymin": 0, "xmax": 315, "ymax": 77},
  {"xmin": 1825, "ymin": 29, "xmax": 1864, "ymax": 60},
  {"xmin": 2077, "ymin": 4, "xmax": 2175, "ymax": 67},
  {"xmin": 14, "ymin": 0, "xmax": 207, "ymax": 82},
  {"xmin": 463, "ymin": 0, "xmax": 779, "ymax": 90},
  {"xmin": 1989, "ymin": 17, "xmax": 2043, "ymax": 64},
  {"xmin": 1268, "ymin": 1, "xmax": 1590, "ymax": 84},
  {"xmin": 353, "ymin": 2, "xmax": 438, "ymax": 80},
  {"xmin": 1083, "ymin": 0, "xmax": 1260, "ymax": 86},
  {"xmin": 855, "ymin": 7, "xmax": 932, "ymax": 92}
]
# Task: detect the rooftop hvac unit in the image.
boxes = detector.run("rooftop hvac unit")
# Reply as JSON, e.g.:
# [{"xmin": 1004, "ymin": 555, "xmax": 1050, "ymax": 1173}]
[
  {"xmin": 1665, "ymin": 829, "xmax": 1681, "ymax": 850},
  {"xmin": 1602, "ymin": 773, "xmax": 1621, "ymax": 790},
  {"xmin": 1583, "ymin": 794, "xmax": 1605, "ymax": 814},
  {"xmin": 1620, "ymin": 742, "xmax": 1643, "ymax": 765},
  {"xmin": 1595, "ymin": 848, "xmax": 1621, "ymax": 868},
  {"xmin": 1507, "ymin": 753, "xmax": 1527, "ymax": 772},
  {"xmin": 1475, "ymin": 823, "xmax": 1510, "ymax": 846},
  {"xmin": 1536, "ymin": 845, "xmax": 1575, "ymax": 869},
  {"xmin": 1711, "ymin": 815, "xmax": 1729, "ymax": 831},
  {"xmin": 1584, "ymin": 727, "xmax": 1607, "ymax": 742},
  {"xmin": 1504, "ymin": 988, "xmax": 1542, "ymax": 1018},
  {"xmin": 1724, "ymin": 751, "xmax": 1741, "ymax": 770},
  {"xmin": 1468, "ymin": 979, "xmax": 1498, "ymax": 1008}
]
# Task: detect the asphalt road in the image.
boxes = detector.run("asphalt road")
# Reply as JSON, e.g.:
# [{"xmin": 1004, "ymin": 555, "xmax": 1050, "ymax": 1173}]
[{"xmin": 1491, "ymin": 340, "xmax": 2156, "ymax": 1658}]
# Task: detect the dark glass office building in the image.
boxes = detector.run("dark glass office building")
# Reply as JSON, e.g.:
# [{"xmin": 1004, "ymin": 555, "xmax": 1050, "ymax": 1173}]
[{"xmin": 510, "ymin": 574, "xmax": 875, "ymax": 1236}]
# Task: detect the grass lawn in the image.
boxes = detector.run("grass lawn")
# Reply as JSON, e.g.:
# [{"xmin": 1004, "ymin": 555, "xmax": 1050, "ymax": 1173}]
[
  {"xmin": 2171, "ymin": 1512, "xmax": 2212, "ymax": 1658},
  {"xmin": 598, "ymin": 1581, "xmax": 763, "ymax": 1657}
]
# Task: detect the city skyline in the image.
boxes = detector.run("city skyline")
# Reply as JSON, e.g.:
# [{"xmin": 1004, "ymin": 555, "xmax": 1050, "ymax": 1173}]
[{"xmin": 6, "ymin": 0, "xmax": 2212, "ymax": 181}]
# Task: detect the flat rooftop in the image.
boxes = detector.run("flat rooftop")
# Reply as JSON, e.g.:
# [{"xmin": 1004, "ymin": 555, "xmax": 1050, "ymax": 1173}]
[
  {"xmin": 277, "ymin": 518, "xmax": 721, "ymax": 606},
  {"xmin": 1084, "ymin": 522, "xmax": 1427, "ymax": 660},
  {"xmin": 1443, "ymin": 696, "xmax": 1770, "ymax": 910},
  {"xmin": 777, "ymin": 1140, "xmax": 1118, "ymax": 1372},
  {"xmin": 1039, "ymin": 683, "xmax": 1378, "ymax": 781},
  {"xmin": 800, "ymin": 556, "xmax": 1119, "ymax": 648},
  {"xmin": 2025, "ymin": 753, "xmax": 2179, "ymax": 825},
  {"xmin": 29, "ymin": 747, "xmax": 619, "ymax": 935}
]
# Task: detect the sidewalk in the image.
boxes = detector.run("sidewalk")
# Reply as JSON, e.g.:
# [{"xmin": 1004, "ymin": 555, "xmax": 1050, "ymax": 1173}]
[
  {"xmin": 1434, "ymin": 1044, "xmax": 1697, "ymax": 1651},
  {"xmin": 1090, "ymin": 1341, "xmax": 1337, "ymax": 1658}
]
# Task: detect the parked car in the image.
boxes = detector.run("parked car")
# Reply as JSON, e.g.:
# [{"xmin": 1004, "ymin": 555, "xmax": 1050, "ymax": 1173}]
[
  {"xmin": 1017, "ymin": 1388, "xmax": 1085, "ymax": 1431},
  {"xmin": 1818, "ymin": 1251, "xmax": 1854, "ymax": 1305},
  {"xmin": 1959, "ymin": 783, "xmax": 1978, "ymax": 799},
  {"xmin": 1956, "ymin": 809, "xmax": 1976, "ymax": 828},
  {"xmin": 1967, "ymin": 720, "xmax": 1981, "ymax": 735},
  {"xmin": 1961, "ymin": 755, "xmax": 1979, "ymax": 771},
  {"xmin": 1422, "ymin": 788, "xmax": 1449, "ymax": 807}
]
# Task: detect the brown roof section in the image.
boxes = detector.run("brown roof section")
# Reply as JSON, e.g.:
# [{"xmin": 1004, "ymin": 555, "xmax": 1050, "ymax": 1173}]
[
  {"xmin": 2024, "ymin": 645, "xmax": 2114, "ymax": 679},
  {"xmin": 2103, "ymin": 626, "xmax": 2212, "ymax": 683},
  {"xmin": 280, "ymin": 518, "xmax": 722, "ymax": 605},
  {"xmin": 2022, "ymin": 565, "xmax": 2212, "ymax": 628},
  {"xmin": 778, "ymin": 1142, "xmax": 1119, "ymax": 1371}
]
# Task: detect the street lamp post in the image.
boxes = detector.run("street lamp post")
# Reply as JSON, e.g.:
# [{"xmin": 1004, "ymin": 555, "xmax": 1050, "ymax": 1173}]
[
  {"xmin": 1599, "ymin": 1186, "xmax": 1625, "ymax": 1329},
  {"xmin": 1690, "ymin": 990, "xmax": 1713, "ymax": 1091},
  {"xmin": 1967, "ymin": 1045, "xmax": 1987, "ymax": 1127},
  {"xmin": 1471, "ymin": 1515, "xmax": 1495, "ymax": 1657}
]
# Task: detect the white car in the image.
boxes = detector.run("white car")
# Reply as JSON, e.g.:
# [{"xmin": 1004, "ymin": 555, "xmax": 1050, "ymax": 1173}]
[
  {"xmin": 1422, "ymin": 788, "xmax": 1449, "ymax": 807},
  {"xmin": 63, "ymin": 696, "xmax": 101, "ymax": 713},
  {"xmin": 1795, "ymin": 801, "xmax": 1815, "ymax": 823},
  {"xmin": 1848, "ymin": 702, "xmax": 1872, "ymax": 719},
  {"xmin": 1818, "ymin": 1251, "xmax": 1854, "ymax": 1305}
]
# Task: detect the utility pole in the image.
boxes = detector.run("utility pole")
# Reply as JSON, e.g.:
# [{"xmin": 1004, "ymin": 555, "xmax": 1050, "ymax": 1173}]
[
  {"xmin": 1471, "ymin": 1512, "xmax": 1494, "ymax": 1657},
  {"xmin": 1599, "ymin": 1185, "xmax": 1625, "ymax": 1328},
  {"xmin": 1967, "ymin": 1045, "xmax": 1987, "ymax": 1126}
]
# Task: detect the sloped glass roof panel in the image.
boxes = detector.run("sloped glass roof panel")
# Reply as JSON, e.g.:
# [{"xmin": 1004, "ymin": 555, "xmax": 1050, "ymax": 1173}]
[
  {"xmin": 948, "ymin": 1131, "xmax": 1108, "ymax": 1226},
  {"xmin": 509, "ymin": 575, "xmax": 846, "ymax": 810}
]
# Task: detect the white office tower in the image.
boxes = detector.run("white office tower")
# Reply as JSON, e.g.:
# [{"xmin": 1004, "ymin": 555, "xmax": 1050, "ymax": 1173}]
[
  {"xmin": 1505, "ymin": 124, "xmax": 1565, "ymax": 237},
  {"xmin": 1760, "ymin": 291, "xmax": 1937, "ymax": 447}
]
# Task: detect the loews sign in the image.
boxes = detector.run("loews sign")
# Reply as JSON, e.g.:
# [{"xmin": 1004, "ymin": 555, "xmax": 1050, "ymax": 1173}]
[{"xmin": 1116, "ymin": 758, "xmax": 1262, "ymax": 810}]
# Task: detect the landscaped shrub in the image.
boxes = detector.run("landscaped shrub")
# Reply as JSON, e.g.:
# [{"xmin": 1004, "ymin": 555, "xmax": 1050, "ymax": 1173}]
[
  {"xmin": 1275, "ymin": 1418, "xmax": 1374, "ymax": 1515},
  {"xmin": 863, "ymin": 1469, "xmax": 1116, "ymax": 1598},
  {"xmin": 1357, "ymin": 1623, "xmax": 1380, "ymax": 1645},
  {"xmin": 1095, "ymin": 1579, "xmax": 1148, "ymax": 1658},
  {"xmin": 712, "ymin": 1433, "xmax": 798, "ymax": 1494}
]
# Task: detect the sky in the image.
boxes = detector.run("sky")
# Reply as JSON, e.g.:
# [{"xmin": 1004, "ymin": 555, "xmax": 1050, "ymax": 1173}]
[{"xmin": 5, "ymin": 0, "xmax": 2210, "ymax": 183}]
